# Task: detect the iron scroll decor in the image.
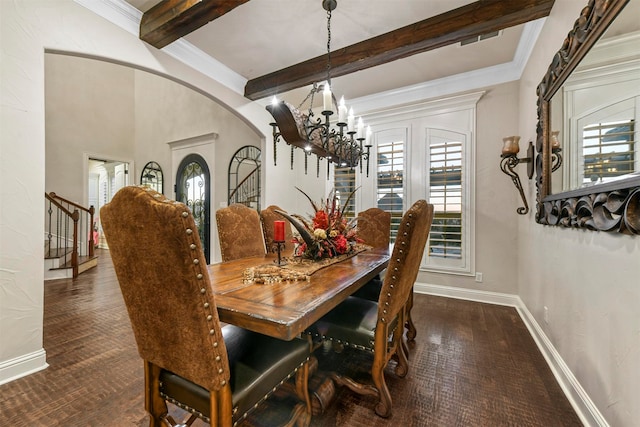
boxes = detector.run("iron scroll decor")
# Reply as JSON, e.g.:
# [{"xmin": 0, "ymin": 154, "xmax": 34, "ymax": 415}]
[{"xmin": 535, "ymin": 0, "xmax": 640, "ymax": 235}]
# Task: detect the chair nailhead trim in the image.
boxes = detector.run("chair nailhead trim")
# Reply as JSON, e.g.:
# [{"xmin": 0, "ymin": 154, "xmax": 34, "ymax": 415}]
[{"xmin": 175, "ymin": 195, "xmax": 229, "ymax": 400}]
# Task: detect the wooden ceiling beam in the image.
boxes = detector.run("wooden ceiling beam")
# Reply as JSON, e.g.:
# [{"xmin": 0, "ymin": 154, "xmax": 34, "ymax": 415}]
[
  {"xmin": 244, "ymin": 0, "xmax": 555, "ymax": 100},
  {"xmin": 140, "ymin": 0, "xmax": 250, "ymax": 49}
]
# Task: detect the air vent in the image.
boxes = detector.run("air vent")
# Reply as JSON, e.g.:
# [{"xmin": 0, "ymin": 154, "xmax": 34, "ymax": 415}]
[{"xmin": 459, "ymin": 30, "xmax": 501, "ymax": 46}]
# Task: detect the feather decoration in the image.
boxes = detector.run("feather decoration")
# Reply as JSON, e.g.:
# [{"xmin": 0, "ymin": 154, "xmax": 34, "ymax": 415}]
[{"xmin": 274, "ymin": 209, "xmax": 315, "ymax": 247}]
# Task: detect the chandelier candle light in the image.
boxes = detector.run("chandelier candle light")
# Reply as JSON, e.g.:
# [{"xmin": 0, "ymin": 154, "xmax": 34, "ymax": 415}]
[{"xmin": 266, "ymin": 0, "xmax": 372, "ymax": 179}]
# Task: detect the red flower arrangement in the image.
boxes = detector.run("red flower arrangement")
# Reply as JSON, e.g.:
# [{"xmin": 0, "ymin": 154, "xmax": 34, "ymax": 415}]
[{"xmin": 283, "ymin": 187, "xmax": 360, "ymax": 260}]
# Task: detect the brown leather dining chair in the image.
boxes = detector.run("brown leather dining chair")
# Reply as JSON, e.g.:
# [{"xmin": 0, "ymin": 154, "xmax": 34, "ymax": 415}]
[
  {"xmin": 260, "ymin": 205, "xmax": 294, "ymax": 255},
  {"xmin": 351, "ymin": 207, "xmax": 391, "ymax": 301},
  {"xmin": 357, "ymin": 207, "xmax": 392, "ymax": 250},
  {"xmin": 216, "ymin": 203, "xmax": 266, "ymax": 262},
  {"xmin": 354, "ymin": 206, "xmax": 425, "ymax": 345},
  {"xmin": 305, "ymin": 200, "xmax": 434, "ymax": 418},
  {"xmin": 101, "ymin": 186, "xmax": 311, "ymax": 427}
]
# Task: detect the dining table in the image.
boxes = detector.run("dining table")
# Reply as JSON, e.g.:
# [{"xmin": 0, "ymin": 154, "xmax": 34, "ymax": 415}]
[{"xmin": 207, "ymin": 247, "xmax": 390, "ymax": 341}]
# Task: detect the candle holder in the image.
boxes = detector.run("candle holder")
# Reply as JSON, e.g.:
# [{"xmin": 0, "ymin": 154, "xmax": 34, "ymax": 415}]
[
  {"xmin": 550, "ymin": 131, "xmax": 563, "ymax": 172},
  {"xmin": 500, "ymin": 136, "xmax": 534, "ymax": 215},
  {"xmin": 274, "ymin": 241, "xmax": 287, "ymax": 266}
]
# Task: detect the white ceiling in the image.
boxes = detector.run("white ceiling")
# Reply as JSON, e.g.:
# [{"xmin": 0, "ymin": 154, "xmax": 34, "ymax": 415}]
[{"xmin": 108, "ymin": 0, "xmax": 538, "ymax": 104}]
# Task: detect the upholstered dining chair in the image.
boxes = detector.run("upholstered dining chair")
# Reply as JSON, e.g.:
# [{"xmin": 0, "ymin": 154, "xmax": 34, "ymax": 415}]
[
  {"xmin": 216, "ymin": 203, "xmax": 266, "ymax": 262},
  {"xmin": 260, "ymin": 205, "xmax": 294, "ymax": 255},
  {"xmin": 357, "ymin": 207, "xmax": 392, "ymax": 250},
  {"xmin": 305, "ymin": 200, "xmax": 434, "ymax": 418},
  {"xmin": 101, "ymin": 186, "xmax": 311, "ymax": 427},
  {"xmin": 351, "ymin": 207, "xmax": 391, "ymax": 301}
]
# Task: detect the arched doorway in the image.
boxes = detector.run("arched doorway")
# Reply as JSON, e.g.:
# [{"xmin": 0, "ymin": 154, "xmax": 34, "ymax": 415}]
[{"xmin": 176, "ymin": 154, "xmax": 211, "ymax": 263}]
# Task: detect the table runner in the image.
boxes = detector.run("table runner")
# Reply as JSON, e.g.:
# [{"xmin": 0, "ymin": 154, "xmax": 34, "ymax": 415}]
[{"xmin": 245, "ymin": 244, "xmax": 370, "ymax": 283}]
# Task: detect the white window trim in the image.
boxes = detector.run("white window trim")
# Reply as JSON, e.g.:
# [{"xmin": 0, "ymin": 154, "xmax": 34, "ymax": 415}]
[
  {"xmin": 355, "ymin": 92, "xmax": 482, "ymax": 276},
  {"xmin": 422, "ymin": 127, "xmax": 475, "ymax": 275}
]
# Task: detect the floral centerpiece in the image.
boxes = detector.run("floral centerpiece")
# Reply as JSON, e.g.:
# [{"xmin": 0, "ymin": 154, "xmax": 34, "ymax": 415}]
[{"xmin": 276, "ymin": 187, "xmax": 360, "ymax": 260}]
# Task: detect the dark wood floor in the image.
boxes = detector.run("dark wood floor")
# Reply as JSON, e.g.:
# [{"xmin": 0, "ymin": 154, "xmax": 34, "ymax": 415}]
[{"xmin": 0, "ymin": 249, "xmax": 582, "ymax": 426}]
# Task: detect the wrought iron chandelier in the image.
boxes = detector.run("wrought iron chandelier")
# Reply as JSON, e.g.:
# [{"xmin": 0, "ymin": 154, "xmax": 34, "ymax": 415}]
[{"xmin": 266, "ymin": 0, "xmax": 372, "ymax": 179}]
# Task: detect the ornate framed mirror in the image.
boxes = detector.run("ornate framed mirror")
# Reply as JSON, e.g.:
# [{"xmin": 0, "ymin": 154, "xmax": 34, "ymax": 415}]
[
  {"xmin": 535, "ymin": 0, "xmax": 640, "ymax": 235},
  {"xmin": 140, "ymin": 161, "xmax": 164, "ymax": 193}
]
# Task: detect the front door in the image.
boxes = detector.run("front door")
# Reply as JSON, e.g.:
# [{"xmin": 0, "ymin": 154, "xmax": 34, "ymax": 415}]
[{"xmin": 175, "ymin": 154, "xmax": 211, "ymax": 263}]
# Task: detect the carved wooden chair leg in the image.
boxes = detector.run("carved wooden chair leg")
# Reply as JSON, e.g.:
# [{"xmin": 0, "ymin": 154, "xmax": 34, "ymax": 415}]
[
  {"xmin": 405, "ymin": 287, "xmax": 417, "ymax": 344},
  {"xmin": 371, "ymin": 357, "xmax": 392, "ymax": 418},
  {"xmin": 145, "ymin": 361, "xmax": 169, "ymax": 427},
  {"xmin": 329, "ymin": 372, "xmax": 379, "ymax": 398},
  {"xmin": 295, "ymin": 358, "xmax": 312, "ymax": 425},
  {"xmin": 393, "ymin": 320, "xmax": 409, "ymax": 378}
]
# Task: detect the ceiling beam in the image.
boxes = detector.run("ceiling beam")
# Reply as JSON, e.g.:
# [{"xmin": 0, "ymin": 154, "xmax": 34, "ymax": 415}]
[
  {"xmin": 244, "ymin": 0, "xmax": 555, "ymax": 100},
  {"xmin": 140, "ymin": 0, "xmax": 250, "ymax": 49}
]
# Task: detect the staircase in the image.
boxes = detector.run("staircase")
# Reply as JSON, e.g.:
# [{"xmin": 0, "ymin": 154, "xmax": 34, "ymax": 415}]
[
  {"xmin": 228, "ymin": 166, "xmax": 261, "ymax": 210},
  {"xmin": 44, "ymin": 192, "xmax": 98, "ymax": 280}
]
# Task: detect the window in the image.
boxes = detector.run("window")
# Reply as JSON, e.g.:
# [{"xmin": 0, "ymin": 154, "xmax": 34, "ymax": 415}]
[
  {"xmin": 376, "ymin": 133, "xmax": 405, "ymax": 243},
  {"xmin": 428, "ymin": 137, "xmax": 462, "ymax": 260},
  {"xmin": 423, "ymin": 128, "xmax": 473, "ymax": 274},
  {"xmin": 359, "ymin": 92, "xmax": 480, "ymax": 275},
  {"xmin": 334, "ymin": 166, "xmax": 356, "ymax": 219},
  {"xmin": 582, "ymin": 119, "xmax": 635, "ymax": 185}
]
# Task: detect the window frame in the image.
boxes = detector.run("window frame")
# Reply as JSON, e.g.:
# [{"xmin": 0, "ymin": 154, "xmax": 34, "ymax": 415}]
[
  {"xmin": 355, "ymin": 92, "xmax": 480, "ymax": 276},
  {"xmin": 422, "ymin": 128, "xmax": 474, "ymax": 274}
]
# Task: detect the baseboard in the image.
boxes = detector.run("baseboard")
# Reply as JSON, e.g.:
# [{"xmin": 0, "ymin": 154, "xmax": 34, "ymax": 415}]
[
  {"xmin": 0, "ymin": 349, "xmax": 48, "ymax": 386},
  {"xmin": 414, "ymin": 282, "xmax": 609, "ymax": 427}
]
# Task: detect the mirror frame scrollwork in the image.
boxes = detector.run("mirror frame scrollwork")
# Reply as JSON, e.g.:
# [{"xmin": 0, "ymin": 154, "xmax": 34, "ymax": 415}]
[{"xmin": 535, "ymin": 0, "xmax": 640, "ymax": 235}]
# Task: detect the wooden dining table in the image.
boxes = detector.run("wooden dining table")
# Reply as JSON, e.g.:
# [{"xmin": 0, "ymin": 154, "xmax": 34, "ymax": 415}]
[{"xmin": 207, "ymin": 247, "xmax": 390, "ymax": 341}]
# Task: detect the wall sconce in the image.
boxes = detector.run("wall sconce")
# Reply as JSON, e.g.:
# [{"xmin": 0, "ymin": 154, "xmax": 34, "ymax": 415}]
[
  {"xmin": 500, "ymin": 136, "xmax": 534, "ymax": 215},
  {"xmin": 550, "ymin": 130, "xmax": 563, "ymax": 172}
]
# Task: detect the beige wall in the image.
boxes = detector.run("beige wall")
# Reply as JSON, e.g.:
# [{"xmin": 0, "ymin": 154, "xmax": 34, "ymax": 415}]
[
  {"xmin": 133, "ymin": 67, "xmax": 262, "ymax": 209},
  {"xmin": 45, "ymin": 55, "xmax": 136, "ymax": 202},
  {"xmin": 519, "ymin": 1, "xmax": 640, "ymax": 425},
  {"xmin": 45, "ymin": 54, "xmax": 262, "ymax": 263},
  {"xmin": 416, "ymin": 81, "xmax": 522, "ymax": 294}
]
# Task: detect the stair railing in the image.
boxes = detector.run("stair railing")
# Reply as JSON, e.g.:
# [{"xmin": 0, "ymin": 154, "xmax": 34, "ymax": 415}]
[
  {"xmin": 45, "ymin": 192, "xmax": 95, "ymax": 278},
  {"xmin": 228, "ymin": 166, "xmax": 260, "ymax": 210}
]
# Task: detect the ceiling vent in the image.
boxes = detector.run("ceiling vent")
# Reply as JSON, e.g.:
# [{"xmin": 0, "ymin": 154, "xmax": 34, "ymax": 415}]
[{"xmin": 460, "ymin": 30, "xmax": 501, "ymax": 46}]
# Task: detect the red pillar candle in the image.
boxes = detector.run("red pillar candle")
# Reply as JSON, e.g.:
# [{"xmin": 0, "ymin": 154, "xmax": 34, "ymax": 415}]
[{"xmin": 274, "ymin": 220, "xmax": 285, "ymax": 242}]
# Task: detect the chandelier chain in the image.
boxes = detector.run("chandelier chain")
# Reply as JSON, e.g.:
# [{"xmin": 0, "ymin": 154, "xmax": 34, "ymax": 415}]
[
  {"xmin": 326, "ymin": 8, "xmax": 332, "ymax": 87},
  {"xmin": 266, "ymin": 0, "xmax": 372, "ymax": 178}
]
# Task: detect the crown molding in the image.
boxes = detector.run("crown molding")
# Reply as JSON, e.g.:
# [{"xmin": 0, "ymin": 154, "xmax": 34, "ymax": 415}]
[{"xmin": 74, "ymin": 0, "xmax": 247, "ymax": 95}]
